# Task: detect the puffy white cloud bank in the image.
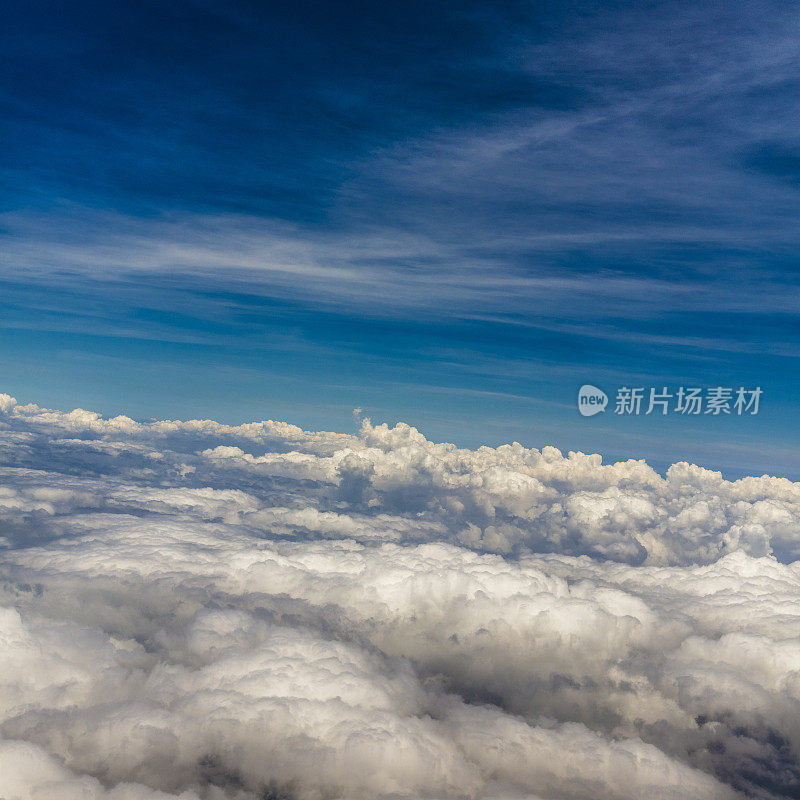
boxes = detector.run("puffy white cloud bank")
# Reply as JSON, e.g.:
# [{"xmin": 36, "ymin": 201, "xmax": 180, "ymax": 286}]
[{"xmin": 1, "ymin": 394, "xmax": 799, "ymax": 800}]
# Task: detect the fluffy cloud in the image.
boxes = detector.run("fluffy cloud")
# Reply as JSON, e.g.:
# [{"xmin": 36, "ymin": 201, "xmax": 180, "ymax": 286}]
[{"xmin": 1, "ymin": 394, "xmax": 799, "ymax": 798}]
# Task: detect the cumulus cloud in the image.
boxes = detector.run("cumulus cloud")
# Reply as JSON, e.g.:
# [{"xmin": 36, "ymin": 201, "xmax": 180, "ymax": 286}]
[{"xmin": 1, "ymin": 394, "xmax": 799, "ymax": 798}]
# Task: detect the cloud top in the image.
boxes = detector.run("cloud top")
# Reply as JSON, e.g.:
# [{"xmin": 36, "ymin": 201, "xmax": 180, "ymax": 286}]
[{"xmin": 1, "ymin": 395, "xmax": 799, "ymax": 798}]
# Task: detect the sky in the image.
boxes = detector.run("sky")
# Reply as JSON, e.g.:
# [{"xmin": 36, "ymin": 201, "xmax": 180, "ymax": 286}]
[{"xmin": 2, "ymin": 0, "xmax": 799, "ymax": 478}]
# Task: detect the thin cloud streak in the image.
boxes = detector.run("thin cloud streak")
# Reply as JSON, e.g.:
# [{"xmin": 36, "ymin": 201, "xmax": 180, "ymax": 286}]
[{"xmin": 3, "ymin": 211, "xmax": 799, "ymax": 323}]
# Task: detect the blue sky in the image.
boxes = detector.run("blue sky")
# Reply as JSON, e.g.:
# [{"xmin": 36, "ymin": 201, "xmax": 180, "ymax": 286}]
[{"xmin": 2, "ymin": 0, "xmax": 799, "ymax": 478}]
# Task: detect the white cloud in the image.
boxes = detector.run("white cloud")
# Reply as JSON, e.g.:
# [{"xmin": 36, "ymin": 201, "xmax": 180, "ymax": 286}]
[{"xmin": 1, "ymin": 396, "xmax": 799, "ymax": 798}]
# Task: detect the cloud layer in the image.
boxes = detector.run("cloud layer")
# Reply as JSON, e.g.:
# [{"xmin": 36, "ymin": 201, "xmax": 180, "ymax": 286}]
[{"xmin": 1, "ymin": 394, "xmax": 800, "ymax": 799}]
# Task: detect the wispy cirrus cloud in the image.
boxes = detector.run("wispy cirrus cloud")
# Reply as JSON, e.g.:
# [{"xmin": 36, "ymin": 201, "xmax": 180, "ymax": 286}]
[{"xmin": 3, "ymin": 210, "xmax": 799, "ymax": 323}]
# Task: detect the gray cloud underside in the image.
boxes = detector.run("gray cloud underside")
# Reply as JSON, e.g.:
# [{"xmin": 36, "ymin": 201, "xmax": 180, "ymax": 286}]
[{"xmin": 1, "ymin": 394, "xmax": 800, "ymax": 799}]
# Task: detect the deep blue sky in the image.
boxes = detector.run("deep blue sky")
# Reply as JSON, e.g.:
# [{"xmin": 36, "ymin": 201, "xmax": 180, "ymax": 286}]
[{"xmin": 2, "ymin": 0, "xmax": 799, "ymax": 477}]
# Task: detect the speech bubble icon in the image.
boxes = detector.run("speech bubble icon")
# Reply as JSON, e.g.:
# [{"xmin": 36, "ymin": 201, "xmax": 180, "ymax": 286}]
[{"xmin": 578, "ymin": 385, "xmax": 608, "ymax": 417}]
